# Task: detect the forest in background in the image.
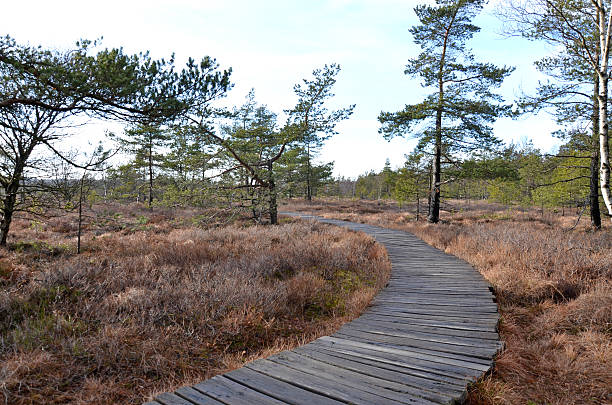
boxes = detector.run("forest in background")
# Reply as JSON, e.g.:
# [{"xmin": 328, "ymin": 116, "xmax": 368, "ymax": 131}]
[
  {"xmin": 325, "ymin": 134, "xmax": 594, "ymax": 219},
  {"xmin": 65, "ymin": 133, "xmax": 596, "ymax": 229}
]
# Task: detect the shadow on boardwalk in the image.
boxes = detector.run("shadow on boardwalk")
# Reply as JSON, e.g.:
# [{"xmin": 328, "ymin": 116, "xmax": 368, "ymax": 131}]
[{"xmin": 147, "ymin": 213, "xmax": 502, "ymax": 405}]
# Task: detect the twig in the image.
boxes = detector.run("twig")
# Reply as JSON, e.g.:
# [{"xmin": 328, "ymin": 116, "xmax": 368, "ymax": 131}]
[{"xmin": 566, "ymin": 199, "xmax": 587, "ymax": 231}]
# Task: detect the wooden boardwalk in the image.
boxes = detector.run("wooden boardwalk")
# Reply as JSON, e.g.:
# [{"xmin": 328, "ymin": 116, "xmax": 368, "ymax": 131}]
[{"xmin": 146, "ymin": 214, "xmax": 502, "ymax": 405}]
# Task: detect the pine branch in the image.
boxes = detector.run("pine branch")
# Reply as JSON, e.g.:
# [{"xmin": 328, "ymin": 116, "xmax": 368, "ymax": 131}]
[
  {"xmin": 537, "ymin": 175, "xmax": 590, "ymax": 187},
  {"xmin": 544, "ymin": 154, "xmax": 592, "ymax": 159}
]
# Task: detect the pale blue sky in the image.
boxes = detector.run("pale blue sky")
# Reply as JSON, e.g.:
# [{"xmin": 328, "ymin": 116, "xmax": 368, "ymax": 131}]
[{"xmin": 2, "ymin": 0, "xmax": 561, "ymax": 177}]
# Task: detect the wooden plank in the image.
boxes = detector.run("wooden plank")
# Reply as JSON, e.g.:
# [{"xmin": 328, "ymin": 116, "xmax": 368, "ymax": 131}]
[
  {"xmin": 359, "ymin": 317, "xmax": 499, "ymax": 334},
  {"xmin": 380, "ymin": 290, "xmax": 494, "ymax": 298},
  {"xmin": 319, "ymin": 336, "xmax": 492, "ymax": 372},
  {"xmin": 193, "ymin": 375, "xmax": 286, "ymax": 405},
  {"xmin": 390, "ymin": 267, "xmax": 483, "ymax": 271},
  {"xmin": 334, "ymin": 330, "xmax": 499, "ymax": 361},
  {"xmin": 300, "ymin": 343, "xmax": 468, "ymax": 386},
  {"xmin": 308, "ymin": 339, "xmax": 479, "ymax": 379},
  {"xmin": 267, "ymin": 353, "xmax": 444, "ymax": 405},
  {"xmin": 365, "ymin": 312, "xmax": 498, "ymax": 327},
  {"xmin": 385, "ymin": 283, "xmax": 491, "ymax": 289},
  {"xmin": 387, "ymin": 281, "xmax": 488, "ymax": 285},
  {"xmin": 384, "ymin": 282, "xmax": 492, "ymax": 289},
  {"xmin": 225, "ymin": 367, "xmax": 345, "ymax": 405},
  {"xmin": 388, "ymin": 268, "xmax": 483, "ymax": 273},
  {"xmin": 268, "ymin": 351, "xmax": 446, "ymax": 404},
  {"xmin": 387, "ymin": 273, "xmax": 486, "ymax": 278},
  {"xmin": 332, "ymin": 328, "xmax": 499, "ymax": 356},
  {"xmin": 377, "ymin": 288, "xmax": 493, "ymax": 296},
  {"xmin": 334, "ymin": 330, "xmax": 498, "ymax": 364},
  {"xmin": 340, "ymin": 322, "xmax": 500, "ymax": 348},
  {"xmin": 175, "ymin": 387, "xmax": 225, "ymax": 404},
  {"xmin": 360, "ymin": 311, "xmax": 499, "ymax": 327},
  {"xmin": 293, "ymin": 346, "xmax": 465, "ymax": 398},
  {"xmin": 372, "ymin": 301, "xmax": 499, "ymax": 313},
  {"xmin": 378, "ymin": 285, "xmax": 491, "ymax": 292},
  {"xmin": 364, "ymin": 307, "xmax": 495, "ymax": 319},
  {"xmin": 366, "ymin": 307, "xmax": 500, "ymax": 321},
  {"xmin": 348, "ymin": 317, "xmax": 500, "ymax": 340},
  {"xmin": 381, "ymin": 291, "xmax": 493, "ymax": 298},
  {"xmin": 246, "ymin": 359, "xmax": 409, "ymax": 405},
  {"xmin": 374, "ymin": 294, "xmax": 496, "ymax": 304},
  {"xmin": 384, "ymin": 281, "xmax": 491, "ymax": 287},
  {"xmin": 155, "ymin": 392, "xmax": 194, "ymax": 405},
  {"xmin": 388, "ymin": 274, "xmax": 486, "ymax": 280}
]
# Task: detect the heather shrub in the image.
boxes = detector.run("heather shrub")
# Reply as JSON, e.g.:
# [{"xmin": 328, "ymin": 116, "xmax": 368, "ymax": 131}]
[{"xmin": 0, "ymin": 207, "xmax": 390, "ymax": 404}]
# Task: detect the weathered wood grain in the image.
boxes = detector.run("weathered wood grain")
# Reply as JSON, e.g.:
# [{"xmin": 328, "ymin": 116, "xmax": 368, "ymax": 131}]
[
  {"xmin": 224, "ymin": 367, "xmax": 346, "ymax": 405},
  {"xmin": 174, "ymin": 387, "xmax": 225, "ymax": 404}
]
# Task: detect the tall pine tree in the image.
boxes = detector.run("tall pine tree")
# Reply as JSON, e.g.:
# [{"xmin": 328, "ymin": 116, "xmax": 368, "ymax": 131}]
[{"xmin": 379, "ymin": 0, "xmax": 513, "ymax": 222}]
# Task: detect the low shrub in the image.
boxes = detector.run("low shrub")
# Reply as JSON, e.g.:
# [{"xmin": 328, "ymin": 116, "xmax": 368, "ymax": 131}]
[{"xmin": 0, "ymin": 205, "xmax": 390, "ymax": 404}]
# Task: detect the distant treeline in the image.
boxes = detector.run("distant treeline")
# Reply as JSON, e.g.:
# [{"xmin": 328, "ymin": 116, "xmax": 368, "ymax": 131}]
[{"xmin": 320, "ymin": 134, "xmax": 593, "ymax": 215}]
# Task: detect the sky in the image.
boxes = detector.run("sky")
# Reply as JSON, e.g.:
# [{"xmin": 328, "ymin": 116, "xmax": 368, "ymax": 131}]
[{"xmin": 1, "ymin": 0, "xmax": 562, "ymax": 178}]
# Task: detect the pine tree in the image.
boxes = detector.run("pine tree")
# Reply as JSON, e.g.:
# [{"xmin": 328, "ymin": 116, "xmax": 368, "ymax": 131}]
[
  {"xmin": 381, "ymin": 159, "xmax": 396, "ymax": 198},
  {"xmin": 111, "ymin": 124, "xmax": 170, "ymax": 209},
  {"xmin": 394, "ymin": 152, "xmax": 429, "ymax": 218},
  {"xmin": 379, "ymin": 0, "xmax": 513, "ymax": 222},
  {"xmin": 287, "ymin": 64, "xmax": 354, "ymax": 201},
  {"xmin": 0, "ymin": 36, "xmax": 231, "ymax": 243},
  {"xmin": 215, "ymin": 91, "xmax": 287, "ymax": 223}
]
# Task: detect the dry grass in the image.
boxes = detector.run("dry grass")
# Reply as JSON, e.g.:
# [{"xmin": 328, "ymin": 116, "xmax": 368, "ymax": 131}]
[
  {"xmin": 284, "ymin": 198, "xmax": 612, "ymax": 405},
  {"xmin": 0, "ymin": 203, "xmax": 390, "ymax": 404}
]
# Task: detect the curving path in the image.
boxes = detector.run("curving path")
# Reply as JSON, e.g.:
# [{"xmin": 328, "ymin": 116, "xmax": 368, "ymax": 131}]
[{"xmin": 146, "ymin": 214, "xmax": 502, "ymax": 405}]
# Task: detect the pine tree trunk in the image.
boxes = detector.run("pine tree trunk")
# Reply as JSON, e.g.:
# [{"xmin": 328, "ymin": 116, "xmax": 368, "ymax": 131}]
[
  {"xmin": 428, "ymin": 132, "xmax": 441, "ymax": 223},
  {"xmin": 427, "ymin": 10, "xmax": 454, "ymax": 224},
  {"xmin": 306, "ymin": 142, "xmax": 312, "ymax": 201},
  {"xmin": 0, "ymin": 181, "xmax": 19, "ymax": 246},
  {"xmin": 148, "ymin": 141, "xmax": 153, "ymax": 211},
  {"xmin": 598, "ymin": 72, "xmax": 612, "ymax": 216},
  {"xmin": 103, "ymin": 174, "xmax": 108, "ymax": 202},
  {"xmin": 428, "ymin": 77, "xmax": 443, "ymax": 223},
  {"xmin": 427, "ymin": 159, "xmax": 432, "ymax": 214},
  {"xmin": 77, "ymin": 175, "xmax": 84, "ymax": 254},
  {"xmin": 268, "ymin": 161, "xmax": 278, "ymax": 225}
]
